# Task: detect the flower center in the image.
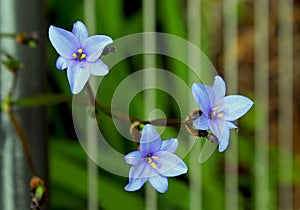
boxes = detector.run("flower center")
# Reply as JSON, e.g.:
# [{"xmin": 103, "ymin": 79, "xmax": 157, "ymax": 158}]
[
  {"xmin": 209, "ymin": 106, "xmax": 224, "ymax": 120},
  {"xmin": 73, "ymin": 48, "xmax": 86, "ymax": 61},
  {"xmin": 146, "ymin": 154, "xmax": 159, "ymax": 169}
]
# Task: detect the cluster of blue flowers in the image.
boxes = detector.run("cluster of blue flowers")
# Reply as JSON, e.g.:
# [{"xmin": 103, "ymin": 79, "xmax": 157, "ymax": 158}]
[{"xmin": 49, "ymin": 21, "xmax": 253, "ymax": 193}]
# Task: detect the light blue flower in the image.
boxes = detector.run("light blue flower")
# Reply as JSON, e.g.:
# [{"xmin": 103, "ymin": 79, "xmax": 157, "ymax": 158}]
[
  {"xmin": 192, "ymin": 75, "xmax": 254, "ymax": 152},
  {"xmin": 48, "ymin": 21, "xmax": 113, "ymax": 94},
  {"xmin": 124, "ymin": 124, "xmax": 188, "ymax": 193}
]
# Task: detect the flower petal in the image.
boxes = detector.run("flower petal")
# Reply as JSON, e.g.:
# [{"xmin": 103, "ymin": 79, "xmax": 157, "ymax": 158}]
[
  {"xmin": 56, "ymin": 56, "xmax": 71, "ymax": 70},
  {"xmin": 209, "ymin": 119, "xmax": 230, "ymax": 152},
  {"xmin": 222, "ymin": 95, "xmax": 254, "ymax": 121},
  {"xmin": 88, "ymin": 59, "xmax": 109, "ymax": 76},
  {"xmin": 193, "ymin": 114, "xmax": 209, "ymax": 130},
  {"xmin": 140, "ymin": 124, "xmax": 162, "ymax": 157},
  {"xmin": 227, "ymin": 121, "xmax": 238, "ymax": 129},
  {"xmin": 218, "ymin": 126, "xmax": 230, "ymax": 152},
  {"xmin": 72, "ymin": 21, "xmax": 88, "ymax": 43},
  {"xmin": 129, "ymin": 162, "xmax": 157, "ymax": 179},
  {"xmin": 148, "ymin": 175, "xmax": 168, "ymax": 193},
  {"xmin": 83, "ymin": 35, "xmax": 113, "ymax": 62},
  {"xmin": 67, "ymin": 61, "xmax": 90, "ymax": 94},
  {"xmin": 154, "ymin": 151, "xmax": 188, "ymax": 177},
  {"xmin": 49, "ymin": 25, "xmax": 79, "ymax": 59},
  {"xmin": 192, "ymin": 82, "xmax": 214, "ymax": 114},
  {"xmin": 124, "ymin": 151, "xmax": 142, "ymax": 165},
  {"xmin": 124, "ymin": 178, "xmax": 147, "ymax": 192},
  {"xmin": 209, "ymin": 119, "xmax": 225, "ymax": 139},
  {"xmin": 160, "ymin": 138, "xmax": 178, "ymax": 153},
  {"xmin": 212, "ymin": 75, "xmax": 226, "ymax": 101}
]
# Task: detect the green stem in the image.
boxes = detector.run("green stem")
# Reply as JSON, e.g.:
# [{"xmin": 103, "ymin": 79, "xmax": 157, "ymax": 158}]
[
  {"xmin": 0, "ymin": 33, "xmax": 16, "ymax": 38},
  {"xmin": 8, "ymin": 71, "xmax": 18, "ymax": 97}
]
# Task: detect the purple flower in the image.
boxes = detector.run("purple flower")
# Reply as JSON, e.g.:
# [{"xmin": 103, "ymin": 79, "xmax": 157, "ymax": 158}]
[
  {"xmin": 192, "ymin": 75, "xmax": 254, "ymax": 152},
  {"xmin": 124, "ymin": 124, "xmax": 188, "ymax": 193},
  {"xmin": 48, "ymin": 21, "xmax": 113, "ymax": 94}
]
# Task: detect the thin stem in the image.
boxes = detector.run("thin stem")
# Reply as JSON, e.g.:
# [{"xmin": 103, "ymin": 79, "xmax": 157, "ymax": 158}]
[
  {"xmin": 8, "ymin": 72, "xmax": 18, "ymax": 97},
  {"xmin": 86, "ymin": 81, "xmax": 185, "ymax": 127},
  {"xmin": 0, "ymin": 33, "xmax": 16, "ymax": 38},
  {"xmin": 142, "ymin": 118, "xmax": 184, "ymax": 127},
  {"xmin": 4, "ymin": 69, "xmax": 38, "ymax": 176},
  {"xmin": 85, "ymin": 82, "xmax": 95, "ymax": 106},
  {"xmin": 7, "ymin": 105, "xmax": 38, "ymax": 175},
  {"xmin": 86, "ymin": 82, "xmax": 208, "ymax": 139}
]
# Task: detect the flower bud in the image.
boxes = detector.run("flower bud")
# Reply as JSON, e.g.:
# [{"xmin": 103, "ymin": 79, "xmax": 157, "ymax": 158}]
[
  {"xmin": 2, "ymin": 53, "xmax": 23, "ymax": 73},
  {"xmin": 30, "ymin": 176, "xmax": 47, "ymax": 210},
  {"xmin": 16, "ymin": 32, "xmax": 39, "ymax": 48}
]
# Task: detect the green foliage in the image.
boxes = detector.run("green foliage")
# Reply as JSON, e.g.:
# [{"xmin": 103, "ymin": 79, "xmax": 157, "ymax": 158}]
[{"xmin": 14, "ymin": 94, "xmax": 72, "ymax": 107}]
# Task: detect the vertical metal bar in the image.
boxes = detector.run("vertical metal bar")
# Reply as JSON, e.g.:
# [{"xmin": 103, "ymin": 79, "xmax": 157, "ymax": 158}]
[
  {"xmin": 187, "ymin": 0, "xmax": 202, "ymax": 209},
  {"xmin": 0, "ymin": 2, "xmax": 18, "ymax": 209},
  {"xmin": 278, "ymin": 0, "xmax": 293, "ymax": 209},
  {"xmin": 223, "ymin": 0, "xmax": 238, "ymax": 209},
  {"xmin": 84, "ymin": 0, "xmax": 99, "ymax": 209},
  {"xmin": 0, "ymin": 0, "xmax": 47, "ymax": 209},
  {"xmin": 254, "ymin": 0, "xmax": 269, "ymax": 209},
  {"xmin": 143, "ymin": 0, "xmax": 157, "ymax": 209}
]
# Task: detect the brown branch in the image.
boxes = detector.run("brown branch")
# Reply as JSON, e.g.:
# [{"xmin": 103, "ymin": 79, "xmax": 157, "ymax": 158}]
[{"xmin": 7, "ymin": 105, "xmax": 37, "ymax": 175}]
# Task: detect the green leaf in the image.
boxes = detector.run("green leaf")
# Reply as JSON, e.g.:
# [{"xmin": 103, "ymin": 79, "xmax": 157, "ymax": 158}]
[
  {"xmin": 13, "ymin": 94, "xmax": 73, "ymax": 107},
  {"xmin": 50, "ymin": 138, "xmax": 144, "ymax": 210},
  {"xmin": 35, "ymin": 185, "xmax": 45, "ymax": 201}
]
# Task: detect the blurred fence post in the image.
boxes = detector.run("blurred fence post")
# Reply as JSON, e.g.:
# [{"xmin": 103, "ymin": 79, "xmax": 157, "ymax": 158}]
[
  {"xmin": 0, "ymin": 0, "xmax": 47, "ymax": 209},
  {"xmin": 223, "ymin": 0, "xmax": 239, "ymax": 209},
  {"xmin": 278, "ymin": 0, "xmax": 293, "ymax": 208},
  {"xmin": 187, "ymin": 0, "xmax": 202, "ymax": 209},
  {"xmin": 83, "ymin": 0, "xmax": 99, "ymax": 209},
  {"xmin": 254, "ymin": 0, "xmax": 270, "ymax": 209},
  {"xmin": 143, "ymin": 0, "xmax": 158, "ymax": 209}
]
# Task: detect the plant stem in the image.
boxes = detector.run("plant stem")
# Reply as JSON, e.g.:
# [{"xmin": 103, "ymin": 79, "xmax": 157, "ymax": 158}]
[
  {"xmin": 4, "ymin": 70, "xmax": 38, "ymax": 176},
  {"xmin": 85, "ymin": 81, "xmax": 185, "ymax": 127},
  {"xmin": 0, "ymin": 33, "xmax": 16, "ymax": 38},
  {"xmin": 7, "ymin": 105, "xmax": 37, "ymax": 175},
  {"xmin": 85, "ymin": 81, "xmax": 96, "ymax": 106}
]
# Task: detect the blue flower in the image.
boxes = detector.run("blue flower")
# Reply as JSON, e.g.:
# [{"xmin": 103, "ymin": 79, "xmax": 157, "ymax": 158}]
[
  {"xmin": 48, "ymin": 21, "xmax": 113, "ymax": 94},
  {"xmin": 124, "ymin": 124, "xmax": 188, "ymax": 193},
  {"xmin": 192, "ymin": 75, "xmax": 254, "ymax": 152}
]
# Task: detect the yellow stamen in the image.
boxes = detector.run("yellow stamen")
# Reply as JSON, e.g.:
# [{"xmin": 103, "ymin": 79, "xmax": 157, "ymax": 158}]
[
  {"xmin": 77, "ymin": 48, "xmax": 83, "ymax": 53},
  {"xmin": 212, "ymin": 107, "xmax": 220, "ymax": 111},
  {"xmin": 73, "ymin": 53, "xmax": 77, "ymax": 59},
  {"xmin": 217, "ymin": 113, "xmax": 224, "ymax": 118},
  {"xmin": 81, "ymin": 54, "xmax": 86, "ymax": 59},
  {"xmin": 152, "ymin": 156, "xmax": 159, "ymax": 161},
  {"xmin": 147, "ymin": 157, "xmax": 158, "ymax": 169},
  {"xmin": 150, "ymin": 162, "xmax": 157, "ymax": 169}
]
